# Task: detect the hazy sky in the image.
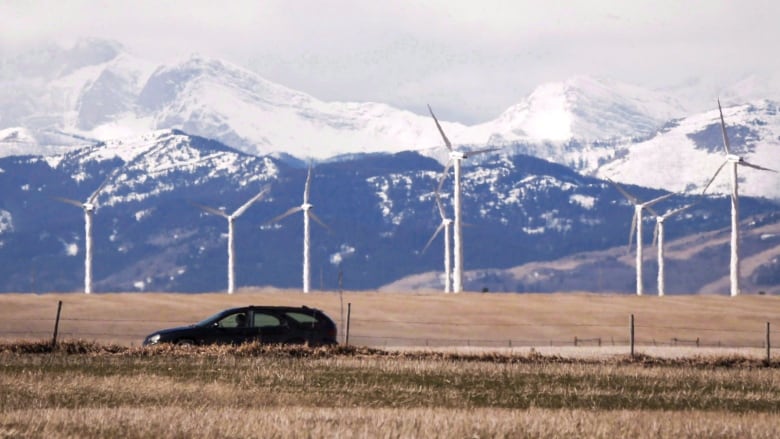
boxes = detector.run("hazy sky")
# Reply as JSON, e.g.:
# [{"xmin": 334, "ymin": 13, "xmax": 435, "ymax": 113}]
[{"xmin": 2, "ymin": 0, "xmax": 779, "ymax": 123}]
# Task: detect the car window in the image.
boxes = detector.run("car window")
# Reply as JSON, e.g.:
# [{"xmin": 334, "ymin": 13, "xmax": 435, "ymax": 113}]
[
  {"xmin": 252, "ymin": 312, "xmax": 281, "ymax": 328},
  {"xmin": 218, "ymin": 312, "xmax": 246, "ymax": 328},
  {"xmin": 285, "ymin": 312, "xmax": 318, "ymax": 325}
]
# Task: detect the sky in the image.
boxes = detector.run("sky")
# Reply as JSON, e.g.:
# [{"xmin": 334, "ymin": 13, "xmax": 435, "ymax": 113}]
[{"xmin": 2, "ymin": 0, "xmax": 779, "ymax": 123}]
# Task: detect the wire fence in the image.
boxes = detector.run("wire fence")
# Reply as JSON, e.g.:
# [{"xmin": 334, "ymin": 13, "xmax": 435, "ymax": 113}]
[{"xmin": 1, "ymin": 311, "xmax": 777, "ymax": 353}]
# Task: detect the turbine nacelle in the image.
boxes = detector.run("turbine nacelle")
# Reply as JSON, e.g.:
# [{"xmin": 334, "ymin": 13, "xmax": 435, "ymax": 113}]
[
  {"xmin": 727, "ymin": 154, "xmax": 742, "ymax": 163},
  {"xmin": 302, "ymin": 203, "xmax": 313, "ymax": 211},
  {"xmin": 449, "ymin": 151, "xmax": 467, "ymax": 161},
  {"xmin": 82, "ymin": 202, "xmax": 96, "ymax": 212}
]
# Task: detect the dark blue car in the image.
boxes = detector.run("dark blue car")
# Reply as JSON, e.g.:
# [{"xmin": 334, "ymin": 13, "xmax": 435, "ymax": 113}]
[{"xmin": 143, "ymin": 305, "xmax": 338, "ymax": 346}]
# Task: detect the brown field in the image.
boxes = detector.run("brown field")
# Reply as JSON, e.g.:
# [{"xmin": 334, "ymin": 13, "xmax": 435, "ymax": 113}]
[
  {"xmin": 2, "ymin": 289, "xmax": 780, "ymax": 438},
  {"xmin": 1, "ymin": 343, "xmax": 780, "ymax": 438},
  {"xmin": 1, "ymin": 290, "xmax": 778, "ymax": 353}
]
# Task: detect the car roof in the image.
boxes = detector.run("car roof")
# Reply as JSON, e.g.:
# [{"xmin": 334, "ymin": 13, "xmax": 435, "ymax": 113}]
[{"xmin": 221, "ymin": 305, "xmax": 323, "ymax": 314}]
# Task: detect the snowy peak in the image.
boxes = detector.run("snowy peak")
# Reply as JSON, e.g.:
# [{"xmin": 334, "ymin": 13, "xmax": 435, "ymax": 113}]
[
  {"xmin": 49, "ymin": 129, "xmax": 251, "ymax": 171},
  {"xmin": 596, "ymin": 100, "xmax": 780, "ymax": 199},
  {"xmin": 485, "ymin": 76, "xmax": 686, "ymax": 143},
  {"xmin": 1, "ymin": 39, "xmax": 694, "ymax": 161},
  {"xmin": 44, "ymin": 129, "xmax": 280, "ymax": 207},
  {"xmin": 137, "ymin": 55, "xmax": 312, "ymax": 112}
]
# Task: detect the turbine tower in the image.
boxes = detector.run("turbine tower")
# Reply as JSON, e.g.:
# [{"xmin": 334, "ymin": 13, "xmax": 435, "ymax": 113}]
[
  {"xmin": 647, "ymin": 203, "xmax": 696, "ymax": 296},
  {"xmin": 194, "ymin": 186, "xmax": 269, "ymax": 294},
  {"xmin": 609, "ymin": 179, "xmax": 672, "ymax": 296},
  {"xmin": 702, "ymin": 99, "xmax": 776, "ymax": 296},
  {"xmin": 421, "ymin": 181, "xmax": 453, "ymax": 293},
  {"xmin": 54, "ymin": 178, "xmax": 112, "ymax": 294},
  {"xmin": 267, "ymin": 167, "xmax": 330, "ymax": 293},
  {"xmin": 428, "ymin": 105, "xmax": 497, "ymax": 293}
]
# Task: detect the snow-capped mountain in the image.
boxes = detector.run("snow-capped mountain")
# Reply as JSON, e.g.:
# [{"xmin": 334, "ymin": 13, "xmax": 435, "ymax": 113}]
[
  {"xmin": 595, "ymin": 100, "xmax": 780, "ymax": 199},
  {"xmin": 1, "ymin": 130, "xmax": 778, "ymax": 293},
  {"xmin": 0, "ymin": 38, "xmax": 689, "ymax": 158},
  {"xmin": 474, "ymin": 75, "xmax": 685, "ymax": 144},
  {"xmin": 2, "ymin": 38, "xmax": 779, "ymax": 201}
]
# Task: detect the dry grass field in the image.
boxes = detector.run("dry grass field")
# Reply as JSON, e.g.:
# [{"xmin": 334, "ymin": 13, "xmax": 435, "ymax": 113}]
[
  {"xmin": 2, "ymin": 292, "xmax": 780, "ymax": 437},
  {"xmin": 1, "ymin": 343, "xmax": 779, "ymax": 438},
  {"xmin": 1, "ymin": 290, "xmax": 778, "ymax": 352}
]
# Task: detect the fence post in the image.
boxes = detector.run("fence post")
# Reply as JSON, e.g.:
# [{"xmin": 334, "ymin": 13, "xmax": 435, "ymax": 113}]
[
  {"xmin": 629, "ymin": 314, "xmax": 635, "ymax": 358},
  {"xmin": 767, "ymin": 322, "xmax": 771, "ymax": 363},
  {"xmin": 345, "ymin": 302, "xmax": 351, "ymax": 346},
  {"xmin": 51, "ymin": 300, "xmax": 63, "ymax": 349},
  {"xmin": 574, "ymin": 336, "xmax": 578, "ymax": 347}
]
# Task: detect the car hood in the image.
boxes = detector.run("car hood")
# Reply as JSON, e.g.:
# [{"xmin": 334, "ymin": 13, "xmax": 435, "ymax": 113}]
[{"xmin": 150, "ymin": 325, "xmax": 198, "ymax": 336}]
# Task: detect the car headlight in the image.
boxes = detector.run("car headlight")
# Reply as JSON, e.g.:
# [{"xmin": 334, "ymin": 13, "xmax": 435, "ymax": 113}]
[{"xmin": 146, "ymin": 334, "xmax": 161, "ymax": 344}]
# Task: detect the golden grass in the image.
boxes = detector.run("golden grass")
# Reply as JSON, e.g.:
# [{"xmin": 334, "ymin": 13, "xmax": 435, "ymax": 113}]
[
  {"xmin": 1, "ymin": 291, "xmax": 778, "ymax": 350},
  {"xmin": 2, "ymin": 345, "xmax": 780, "ymax": 438},
  {"xmin": 3, "ymin": 407, "xmax": 780, "ymax": 439}
]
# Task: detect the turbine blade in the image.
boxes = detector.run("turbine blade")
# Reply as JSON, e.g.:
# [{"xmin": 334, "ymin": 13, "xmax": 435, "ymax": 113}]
[
  {"xmin": 308, "ymin": 211, "xmax": 332, "ymax": 233},
  {"xmin": 664, "ymin": 202, "xmax": 698, "ymax": 219},
  {"xmin": 304, "ymin": 165, "xmax": 313, "ymax": 204},
  {"xmin": 87, "ymin": 175, "xmax": 113, "ymax": 204},
  {"xmin": 52, "ymin": 196, "xmax": 83, "ymax": 208},
  {"xmin": 436, "ymin": 161, "xmax": 452, "ymax": 195},
  {"xmin": 427, "ymin": 104, "xmax": 452, "ymax": 150},
  {"xmin": 192, "ymin": 202, "xmax": 229, "ymax": 219},
  {"xmin": 645, "ymin": 205, "xmax": 660, "ymax": 218},
  {"xmin": 434, "ymin": 191, "xmax": 447, "ymax": 220},
  {"xmin": 608, "ymin": 178, "xmax": 638, "ymax": 205},
  {"xmin": 642, "ymin": 192, "xmax": 674, "ymax": 208},
  {"xmin": 628, "ymin": 210, "xmax": 637, "ymax": 253},
  {"xmin": 701, "ymin": 160, "xmax": 728, "ymax": 194},
  {"xmin": 464, "ymin": 147, "xmax": 500, "ymax": 158},
  {"xmin": 717, "ymin": 99, "xmax": 731, "ymax": 155},
  {"xmin": 266, "ymin": 206, "xmax": 302, "ymax": 224},
  {"xmin": 422, "ymin": 223, "xmax": 446, "ymax": 254},
  {"xmin": 740, "ymin": 160, "xmax": 777, "ymax": 173},
  {"xmin": 232, "ymin": 186, "xmax": 270, "ymax": 218}
]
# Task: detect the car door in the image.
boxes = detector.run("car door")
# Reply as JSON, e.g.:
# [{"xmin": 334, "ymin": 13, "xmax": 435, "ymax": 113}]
[
  {"xmin": 250, "ymin": 310, "xmax": 288, "ymax": 343},
  {"xmin": 209, "ymin": 311, "xmax": 251, "ymax": 344}
]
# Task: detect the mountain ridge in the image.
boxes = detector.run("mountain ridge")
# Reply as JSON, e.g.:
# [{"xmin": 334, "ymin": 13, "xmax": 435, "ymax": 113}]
[
  {"xmin": 1, "ymin": 130, "xmax": 777, "ymax": 293},
  {"xmin": 2, "ymin": 38, "xmax": 778, "ymax": 201}
]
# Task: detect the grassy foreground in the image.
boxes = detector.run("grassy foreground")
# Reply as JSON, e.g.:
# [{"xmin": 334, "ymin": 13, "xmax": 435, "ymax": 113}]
[{"xmin": 2, "ymin": 342, "xmax": 780, "ymax": 438}]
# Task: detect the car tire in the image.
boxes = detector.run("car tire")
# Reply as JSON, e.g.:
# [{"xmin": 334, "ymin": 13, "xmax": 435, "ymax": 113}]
[{"xmin": 176, "ymin": 339, "xmax": 195, "ymax": 346}]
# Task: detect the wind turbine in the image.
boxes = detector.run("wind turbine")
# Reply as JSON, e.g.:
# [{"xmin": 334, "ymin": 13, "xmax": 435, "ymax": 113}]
[
  {"xmin": 421, "ymin": 181, "xmax": 453, "ymax": 293},
  {"xmin": 702, "ymin": 99, "xmax": 776, "ymax": 296},
  {"xmin": 609, "ymin": 179, "xmax": 673, "ymax": 296},
  {"xmin": 193, "ymin": 186, "xmax": 269, "ymax": 294},
  {"xmin": 428, "ymin": 105, "xmax": 498, "ymax": 293},
  {"xmin": 54, "ymin": 177, "xmax": 112, "ymax": 294},
  {"xmin": 647, "ymin": 203, "xmax": 697, "ymax": 296},
  {"xmin": 266, "ymin": 166, "xmax": 330, "ymax": 293}
]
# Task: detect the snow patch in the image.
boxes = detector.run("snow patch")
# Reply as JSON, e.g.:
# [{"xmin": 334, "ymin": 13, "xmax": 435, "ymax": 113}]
[
  {"xmin": 0, "ymin": 210, "xmax": 13, "ymax": 234},
  {"xmin": 330, "ymin": 244, "xmax": 356, "ymax": 265},
  {"xmin": 570, "ymin": 194, "xmax": 596, "ymax": 209},
  {"xmin": 134, "ymin": 209, "xmax": 153, "ymax": 221},
  {"xmin": 64, "ymin": 242, "xmax": 79, "ymax": 256}
]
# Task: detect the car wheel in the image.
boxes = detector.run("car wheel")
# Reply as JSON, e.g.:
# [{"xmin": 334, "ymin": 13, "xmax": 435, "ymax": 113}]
[{"xmin": 176, "ymin": 339, "xmax": 195, "ymax": 346}]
